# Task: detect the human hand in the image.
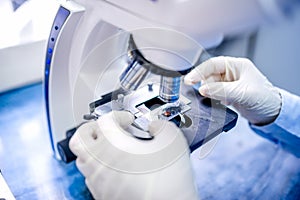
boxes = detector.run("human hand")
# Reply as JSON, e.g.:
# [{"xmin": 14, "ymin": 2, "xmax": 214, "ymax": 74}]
[
  {"xmin": 184, "ymin": 56, "xmax": 281, "ymax": 125},
  {"xmin": 69, "ymin": 111, "xmax": 198, "ymax": 200}
]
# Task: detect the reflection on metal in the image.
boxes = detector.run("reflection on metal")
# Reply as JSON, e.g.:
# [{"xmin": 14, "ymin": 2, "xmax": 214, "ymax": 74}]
[{"xmin": 159, "ymin": 76, "xmax": 181, "ymax": 103}]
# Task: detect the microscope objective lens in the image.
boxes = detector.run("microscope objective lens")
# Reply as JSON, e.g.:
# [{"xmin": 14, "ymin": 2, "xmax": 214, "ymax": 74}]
[{"xmin": 159, "ymin": 76, "xmax": 181, "ymax": 103}]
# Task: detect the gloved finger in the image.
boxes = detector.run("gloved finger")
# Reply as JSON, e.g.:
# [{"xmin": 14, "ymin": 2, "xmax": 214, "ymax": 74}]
[
  {"xmin": 148, "ymin": 120, "xmax": 166, "ymax": 136},
  {"xmin": 85, "ymin": 179, "xmax": 99, "ymax": 199},
  {"xmin": 75, "ymin": 156, "xmax": 94, "ymax": 178},
  {"xmin": 75, "ymin": 151, "xmax": 107, "ymax": 179},
  {"xmin": 201, "ymin": 74, "xmax": 224, "ymax": 84},
  {"xmin": 184, "ymin": 56, "xmax": 229, "ymax": 85},
  {"xmin": 148, "ymin": 120, "xmax": 178, "ymax": 136},
  {"xmin": 110, "ymin": 110, "xmax": 135, "ymax": 128},
  {"xmin": 69, "ymin": 132, "xmax": 85, "ymax": 158},
  {"xmin": 69, "ymin": 121, "xmax": 101, "ymax": 161},
  {"xmin": 199, "ymin": 81, "xmax": 240, "ymax": 105}
]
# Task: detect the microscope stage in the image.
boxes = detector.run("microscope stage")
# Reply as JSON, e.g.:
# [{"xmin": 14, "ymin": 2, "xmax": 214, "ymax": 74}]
[{"xmin": 89, "ymin": 83, "xmax": 238, "ymax": 152}]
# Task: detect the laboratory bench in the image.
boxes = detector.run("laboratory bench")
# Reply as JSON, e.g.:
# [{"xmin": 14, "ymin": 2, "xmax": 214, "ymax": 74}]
[{"xmin": 0, "ymin": 83, "xmax": 300, "ymax": 199}]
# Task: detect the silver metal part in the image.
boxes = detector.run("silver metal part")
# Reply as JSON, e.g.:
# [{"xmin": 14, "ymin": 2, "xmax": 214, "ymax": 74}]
[
  {"xmin": 147, "ymin": 82, "xmax": 153, "ymax": 91},
  {"xmin": 89, "ymin": 83, "xmax": 191, "ymax": 138},
  {"xmin": 128, "ymin": 126, "xmax": 154, "ymax": 140},
  {"xmin": 128, "ymin": 84, "xmax": 191, "ymax": 131},
  {"xmin": 159, "ymin": 76, "xmax": 181, "ymax": 103},
  {"xmin": 98, "ymin": 35, "xmax": 190, "ymax": 139},
  {"xmin": 120, "ymin": 60, "xmax": 149, "ymax": 91},
  {"xmin": 94, "ymin": 102, "xmax": 112, "ymax": 116},
  {"xmin": 158, "ymin": 98, "xmax": 191, "ymax": 121}
]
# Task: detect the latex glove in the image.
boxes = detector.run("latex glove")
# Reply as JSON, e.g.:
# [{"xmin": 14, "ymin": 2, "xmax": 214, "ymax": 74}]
[
  {"xmin": 184, "ymin": 56, "xmax": 281, "ymax": 125},
  {"xmin": 69, "ymin": 111, "xmax": 198, "ymax": 200}
]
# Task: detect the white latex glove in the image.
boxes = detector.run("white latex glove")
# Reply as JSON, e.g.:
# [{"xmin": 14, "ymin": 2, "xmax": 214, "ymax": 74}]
[
  {"xmin": 69, "ymin": 111, "xmax": 198, "ymax": 200},
  {"xmin": 184, "ymin": 56, "xmax": 281, "ymax": 125}
]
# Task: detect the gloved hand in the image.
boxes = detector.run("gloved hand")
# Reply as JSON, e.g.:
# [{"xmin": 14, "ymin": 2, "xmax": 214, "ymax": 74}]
[
  {"xmin": 69, "ymin": 111, "xmax": 198, "ymax": 200},
  {"xmin": 184, "ymin": 56, "xmax": 281, "ymax": 125}
]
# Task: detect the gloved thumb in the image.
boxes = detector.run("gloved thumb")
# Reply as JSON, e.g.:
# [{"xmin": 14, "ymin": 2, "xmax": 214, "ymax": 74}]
[
  {"xmin": 148, "ymin": 120, "xmax": 179, "ymax": 136},
  {"xmin": 199, "ymin": 81, "xmax": 239, "ymax": 105},
  {"xmin": 111, "ymin": 111, "xmax": 135, "ymax": 128},
  {"xmin": 148, "ymin": 120, "xmax": 165, "ymax": 136}
]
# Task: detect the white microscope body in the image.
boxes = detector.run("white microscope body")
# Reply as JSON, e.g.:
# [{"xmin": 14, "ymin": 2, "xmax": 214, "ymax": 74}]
[{"xmin": 45, "ymin": 0, "xmax": 285, "ymax": 161}]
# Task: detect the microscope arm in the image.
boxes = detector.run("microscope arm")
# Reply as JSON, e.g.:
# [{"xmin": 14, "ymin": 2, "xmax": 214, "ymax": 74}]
[
  {"xmin": 94, "ymin": 0, "xmax": 290, "ymax": 73},
  {"xmin": 102, "ymin": 0, "xmax": 289, "ymax": 48}
]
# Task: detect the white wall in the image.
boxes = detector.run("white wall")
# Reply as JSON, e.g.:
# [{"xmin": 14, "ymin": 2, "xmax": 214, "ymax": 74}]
[
  {"xmin": 0, "ymin": 0, "xmax": 58, "ymax": 93},
  {"xmin": 0, "ymin": 40, "xmax": 46, "ymax": 92}
]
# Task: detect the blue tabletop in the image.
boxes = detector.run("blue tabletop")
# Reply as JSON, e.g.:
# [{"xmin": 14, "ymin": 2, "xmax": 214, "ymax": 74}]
[
  {"xmin": 191, "ymin": 116, "xmax": 300, "ymax": 199},
  {"xmin": 0, "ymin": 83, "xmax": 299, "ymax": 199},
  {"xmin": 0, "ymin": 83, "xmax": 92, "ymax": 200}
]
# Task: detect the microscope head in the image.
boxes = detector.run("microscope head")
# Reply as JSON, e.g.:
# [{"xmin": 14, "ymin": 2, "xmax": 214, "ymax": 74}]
[{"xmin": 119, "ymin": 29, "xmax": 202, "ymax": 104}]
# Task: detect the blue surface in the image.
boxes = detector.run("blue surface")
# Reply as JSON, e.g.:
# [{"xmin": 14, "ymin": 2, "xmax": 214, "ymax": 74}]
[
  {"xmin": 0, "ymin": 83, "xmax": 92, "ymax": 199},
  {"xmin": 191, "ymin": 117, "xmax": 300, "ymax": 199},
  {"xmin": 0, "ymin": 83, "xmax": 300, "ymax": 199}
]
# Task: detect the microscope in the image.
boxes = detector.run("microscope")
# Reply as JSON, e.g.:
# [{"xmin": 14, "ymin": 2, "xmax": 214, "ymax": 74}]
[{"xmin": 45, "ymin": 0, "xmax": 285, "ymax": 162}]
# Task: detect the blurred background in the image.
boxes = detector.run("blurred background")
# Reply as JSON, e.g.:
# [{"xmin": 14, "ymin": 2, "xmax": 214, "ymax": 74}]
[
  {"xmin": 0, "ymin": 0, "xmax": 300, "ymax": 95},
  {"xmin": 0, "ymin": 0, "xmax": 57, "ymax": 93}
]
